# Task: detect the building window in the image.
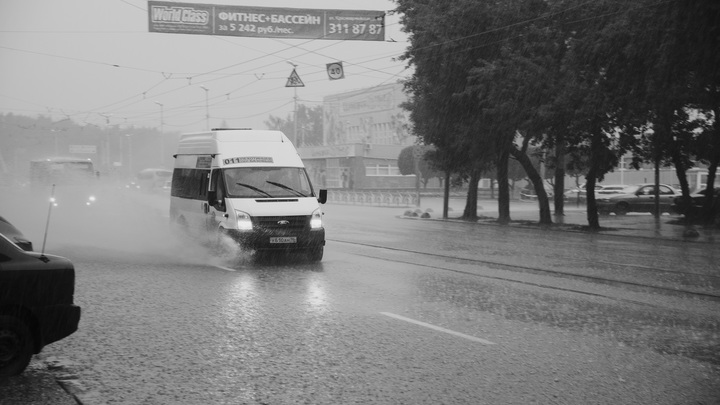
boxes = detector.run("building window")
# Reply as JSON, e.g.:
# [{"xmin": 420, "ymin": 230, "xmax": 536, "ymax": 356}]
[{"xmin": 365, "ymin": 164, "xmax": 404, "ymax": 176}]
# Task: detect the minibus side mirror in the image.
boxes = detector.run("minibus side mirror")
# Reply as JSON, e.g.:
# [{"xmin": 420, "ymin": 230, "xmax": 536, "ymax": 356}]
[
  {"xmin": 318, "ymin": 189, "xmax": 327, "ymax": 204},
  {"xmin": 207, "ymin": 190, "xmax": 217, "ymax": 204}
]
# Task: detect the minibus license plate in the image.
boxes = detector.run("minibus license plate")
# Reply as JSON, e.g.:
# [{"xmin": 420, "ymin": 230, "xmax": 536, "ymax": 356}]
[{"xmin": 270, "ymin": 237, "xmax": 297, "ymax": 244}]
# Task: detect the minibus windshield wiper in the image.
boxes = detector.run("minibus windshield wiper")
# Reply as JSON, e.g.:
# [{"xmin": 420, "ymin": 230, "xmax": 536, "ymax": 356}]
[
  {"xmin": 236, "ymin": 182, "xmax": 273, "ymax": 198},
  {"xmin": 266, "ymin": 181, "xmax": 307, "ymax": 197}
]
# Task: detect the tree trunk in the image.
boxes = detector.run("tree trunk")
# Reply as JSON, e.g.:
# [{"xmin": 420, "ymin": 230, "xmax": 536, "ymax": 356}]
[
  {"xmin": 497, "ymin": 149, "xmax": 511, "ymax": 224},
  {"xmin": 703, "ymin": 157, "xmax": 719, "ymax": 224},
  {"xmin": 462, "ymin": 168, "xmax": 480, "ymax": 221},
  {"xmin": 509, "ymin": 148, "xmax": 552, "ymax": 225},
  {"xmin": 443, "ymin": 171, "xmax": 450, "ymax": 219},
  {"xmin": 670, "ymin": 141, "xmax": 692, "ymax": 218},
  {"xmin": 553, "ymin": 136, "xmax": 566, "ymax": 216},
  {"xmin": 585, "ymin": 133, "xmax": 602, "ymax": 230},
  {"xmin": 702, "ymin": 107, "xmax": 720, "ymax": 224}
]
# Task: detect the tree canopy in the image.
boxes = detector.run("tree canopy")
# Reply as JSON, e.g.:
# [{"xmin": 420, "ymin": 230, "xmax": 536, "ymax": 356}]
[
  {"xmin": 264, "ymin": 104, "xmax": 323, "ymax": 147},
  {"xmin": 395, "ymin": 0, "xmax": 720, "ymax": 228}
]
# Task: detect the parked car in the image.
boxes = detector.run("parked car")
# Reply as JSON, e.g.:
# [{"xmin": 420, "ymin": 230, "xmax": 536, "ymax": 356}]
[
  {"xmin": 596, "ymin": 184, "xmax": 679, "ymax": 215},
  {"xmin": 0, "ymin": 226, "xmax": 81, "ymax": 377},
  {"xmin": 0, "ymin": 215, "xmax": 33, "ymax": 251},
  {"xmin": 670, "ymin": 188, "xmax": 720, "ymax": 221},
  {"xmin": 564, "ymin": 184, "xmax": 630, "ymax": 202},
  {"xmin": 520, "ymin": 183, "xmax": 554, "ymax": 201},
  {"xmin": 597, "ymin": 185, "xmax": 633, "ymax": 195}
]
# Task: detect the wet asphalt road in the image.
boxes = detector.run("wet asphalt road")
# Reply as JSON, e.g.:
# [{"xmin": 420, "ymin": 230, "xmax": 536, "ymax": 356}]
[{"xmin": 1, "ymin": 190, "xmax": 719, "ymax": 404}]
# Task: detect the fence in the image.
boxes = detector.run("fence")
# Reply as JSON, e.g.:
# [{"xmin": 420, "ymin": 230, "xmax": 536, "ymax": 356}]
[{"xmin": 327, "ymin": 190, "xmax": 419, "ymax": 207}]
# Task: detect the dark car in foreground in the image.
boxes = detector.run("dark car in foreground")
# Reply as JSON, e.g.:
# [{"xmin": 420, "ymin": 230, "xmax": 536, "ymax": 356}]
[
  {"xmin": 0, "ymin": 216, "xmax": 33, "ymax": 251},
  {"xmin": 670, "ymin": 188, "xmax": 720, "ymax": 225},
  {"xmin": 0, "ymin": 230, "xmax": 81, "ymax": 377},
  {"xmin": 596, "ymin": 184, "xmax": 679, "ymax": 215}
]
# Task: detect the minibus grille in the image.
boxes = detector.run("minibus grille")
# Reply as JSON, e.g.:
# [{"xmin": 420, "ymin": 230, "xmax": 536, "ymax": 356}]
[{"xmin": 253, "ymin": 216, "xmax": 309, "ymax": 231}]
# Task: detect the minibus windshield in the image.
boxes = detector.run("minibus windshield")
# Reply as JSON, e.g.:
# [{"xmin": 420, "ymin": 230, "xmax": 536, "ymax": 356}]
[{"xmin": 224, "ymin": 167, "xmax": 312, "ymax": 198}]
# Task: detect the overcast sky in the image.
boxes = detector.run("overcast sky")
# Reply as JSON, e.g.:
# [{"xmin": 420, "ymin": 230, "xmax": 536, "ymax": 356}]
[{"xmin": 0, "ymin": 0, "xmax": 409, "ymax": 133}]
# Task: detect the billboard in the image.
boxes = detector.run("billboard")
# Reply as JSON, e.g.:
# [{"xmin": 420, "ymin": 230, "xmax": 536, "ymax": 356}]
[{"xmin": 148, "ymin": 1, "xmax": 385, "ymax": 41}]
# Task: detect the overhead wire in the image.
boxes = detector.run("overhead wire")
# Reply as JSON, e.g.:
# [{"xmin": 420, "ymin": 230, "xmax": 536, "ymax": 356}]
[{"xmin": 1, "ymin": 1, "xmax": 427, "ymax": 128}]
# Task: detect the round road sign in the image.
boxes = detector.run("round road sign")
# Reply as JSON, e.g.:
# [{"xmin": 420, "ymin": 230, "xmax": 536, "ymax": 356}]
[{"xmin": 326, "ymin": 62, "xmax": 345, "ymax": 80}]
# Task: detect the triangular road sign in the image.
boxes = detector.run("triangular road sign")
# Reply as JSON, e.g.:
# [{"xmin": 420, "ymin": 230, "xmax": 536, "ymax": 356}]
[{"xmin": 285, "ymin": 69, "xmax": 305, "ymax": 87}]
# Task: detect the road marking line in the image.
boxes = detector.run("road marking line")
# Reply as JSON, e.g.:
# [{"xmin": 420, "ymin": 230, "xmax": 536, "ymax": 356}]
[
  {"xmin": 380, "ymin": 312, "xmax": 496, "ymax": 345},
  {"xmin": 214, "ymin": 265, "xmax": 237, "ymax": 272}
]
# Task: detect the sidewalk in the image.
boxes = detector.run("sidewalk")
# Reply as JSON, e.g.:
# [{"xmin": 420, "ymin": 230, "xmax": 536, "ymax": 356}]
[
  {"xmin": 410, "ymin": 197, "xmax": 720, "ymax": 244},
  {"xmin": 0, "ymin": 357, "xmax": 79, "ymax": 405}
]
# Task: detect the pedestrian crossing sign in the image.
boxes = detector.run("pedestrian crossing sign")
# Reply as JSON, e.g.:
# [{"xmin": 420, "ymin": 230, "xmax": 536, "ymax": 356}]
[{"xmin": 285, "ymin": 69, "xmax": 305, "ymax": 87}]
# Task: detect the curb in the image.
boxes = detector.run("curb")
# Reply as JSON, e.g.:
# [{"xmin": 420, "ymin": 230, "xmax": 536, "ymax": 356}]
[{"xmin": 399, "ymin": 209, "xmax": 719, "ymax": 244}]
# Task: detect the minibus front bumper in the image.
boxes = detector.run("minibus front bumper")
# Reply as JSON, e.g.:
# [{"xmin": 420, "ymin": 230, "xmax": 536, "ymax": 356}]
[{"xmin": 225, "ymin": 228, "xmax": 325, "ymax": 251}]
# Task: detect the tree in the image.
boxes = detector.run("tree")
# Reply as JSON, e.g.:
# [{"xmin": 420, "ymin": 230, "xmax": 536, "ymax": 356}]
[
  {"xmin": 463, "ymin": 1, "xmax": 555, "ymax": 225},
  {"xmin": 264, "ymin": 104, "xmax": 323, "ymax": 146},
  {"xmin": 397, "ymin": 0, "xmax": 511, "ymax": 221},
  {"xmin": 397, "ymin": 0, "xmax": 719, "ymax": 229},
  {"xmin": 397, "ymin": 145, "xmax": 440, "ymax": 188}
]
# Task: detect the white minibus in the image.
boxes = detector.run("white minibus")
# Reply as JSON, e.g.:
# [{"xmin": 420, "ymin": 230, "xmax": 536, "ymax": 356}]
[{"xmin": 169, "ymin": 129, "xmax": 327, "ymax": 261}]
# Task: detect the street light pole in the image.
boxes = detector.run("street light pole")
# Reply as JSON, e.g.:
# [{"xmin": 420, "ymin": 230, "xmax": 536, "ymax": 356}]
[
  {"xmin": 125, "ymin": 134, "xmax": 133, "ymax": 177},
  {"xmin": 155, "ymin": 101, "xmax": 164, "ymax": 167},
  {"xmin": 287, "ymin": 61, "xmax": 298, "ymax": 145},
  {"xmin": 200, "ymin": 86, "xmax": 209, "ymax": 131}
]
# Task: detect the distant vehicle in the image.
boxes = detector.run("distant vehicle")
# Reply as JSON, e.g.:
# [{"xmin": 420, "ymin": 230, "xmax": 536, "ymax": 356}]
[
  {"xmin": 170, "ymin": 129, "xmax": 327, "ymax": 261},
  {"xmin": 29, "ymin": 157, "xmax": 99, "ymax": 208},
  {"xmin": 565, "ymin": 184, "xmax": 628, "ymax": 202},
  {"xmin": 597, "ymin": 184, "xmax": 679, "ymax": 215},
  {"xmin": 124, "ymin": 180, "xmax": 141, "ymax": 191},
  {"xmin": 564, "ymin": 184, "xmax": 599, "ymax": 202},
  {"xmin": 0, "ymin": 226, "xmax": 81, "ymax": 377},
  {"xmin": 519, "ymin": 184, "xmax": 554, "ymax": 201},
  {"xmin": 30, "ymin": 157, "xmax": 95, "ymax": 187},
  {"xmin": 135, "ymin": 168, "xmax": 172, "ymax": 192},
  {"xmin": 670, "ymin": 188, "xmax": 720, "ymax": 222},
  {"xmin": 0, "ymin": 215, "xmax": 33, "ymax": 251},
  {"xmin": 596, "ymin": 185, "xmax": 633, "ymax": 195}
]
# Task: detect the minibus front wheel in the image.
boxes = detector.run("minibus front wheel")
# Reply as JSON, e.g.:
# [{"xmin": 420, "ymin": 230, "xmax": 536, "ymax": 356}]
[{"xmin": 307, "ymin": 246, "xmax": 323, "ymax": 262}]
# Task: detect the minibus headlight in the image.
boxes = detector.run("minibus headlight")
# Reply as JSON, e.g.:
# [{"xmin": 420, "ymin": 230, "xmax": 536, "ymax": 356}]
[
  {"xmin": 310, "ymin": 208, "xmax": 323, "ymax": 229},
  {"xmin": 235, "ymin": 210, "xmax": 253, "ymax": 231}
]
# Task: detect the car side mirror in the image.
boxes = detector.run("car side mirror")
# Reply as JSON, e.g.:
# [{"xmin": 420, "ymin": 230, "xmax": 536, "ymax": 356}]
[
  {"xmin": 318, "ymin": 189, "xmax": 327, "ymax": 204},
  {"xmin": 208, "ymin": 190, "xmax": 225, "ymax": 211}
]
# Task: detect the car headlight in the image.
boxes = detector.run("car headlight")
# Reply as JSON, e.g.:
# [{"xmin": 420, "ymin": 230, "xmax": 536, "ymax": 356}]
[
  {"xmin": 310, "ymin": 208, "xmax": 323, "ymax": 229},
  {"xmin": 235, "ymin": 210, "xmax": 253, "ymax": 231}
]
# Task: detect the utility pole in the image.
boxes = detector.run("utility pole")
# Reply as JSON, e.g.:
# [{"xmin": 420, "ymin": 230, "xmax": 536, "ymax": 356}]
[
  {"xmin": 293, "ymin": 88, "xmax": 298, "ymax": 146},
  {"xmin": 413, "ymin": 145, "xmax": 422, "ymax": 207},
  {"xmin": 155, "ymin": 101, "xmax": 164, "ymax": 167},
  {"xmin": 286, "ymin": 61, "xmax": 302, "ymax": 145},
  {"xmin": 124, "ymin": 134, "xmax": 133, "ymax": 177},
  {"xmin": 200, "ymin": 86, "xmax": 210, "ymax": 131}
]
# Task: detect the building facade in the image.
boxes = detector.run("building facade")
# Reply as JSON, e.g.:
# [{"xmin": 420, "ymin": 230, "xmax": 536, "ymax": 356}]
[{"xmin": 298, "ymin": 83, "xmax": 418, "ymax": 190}]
